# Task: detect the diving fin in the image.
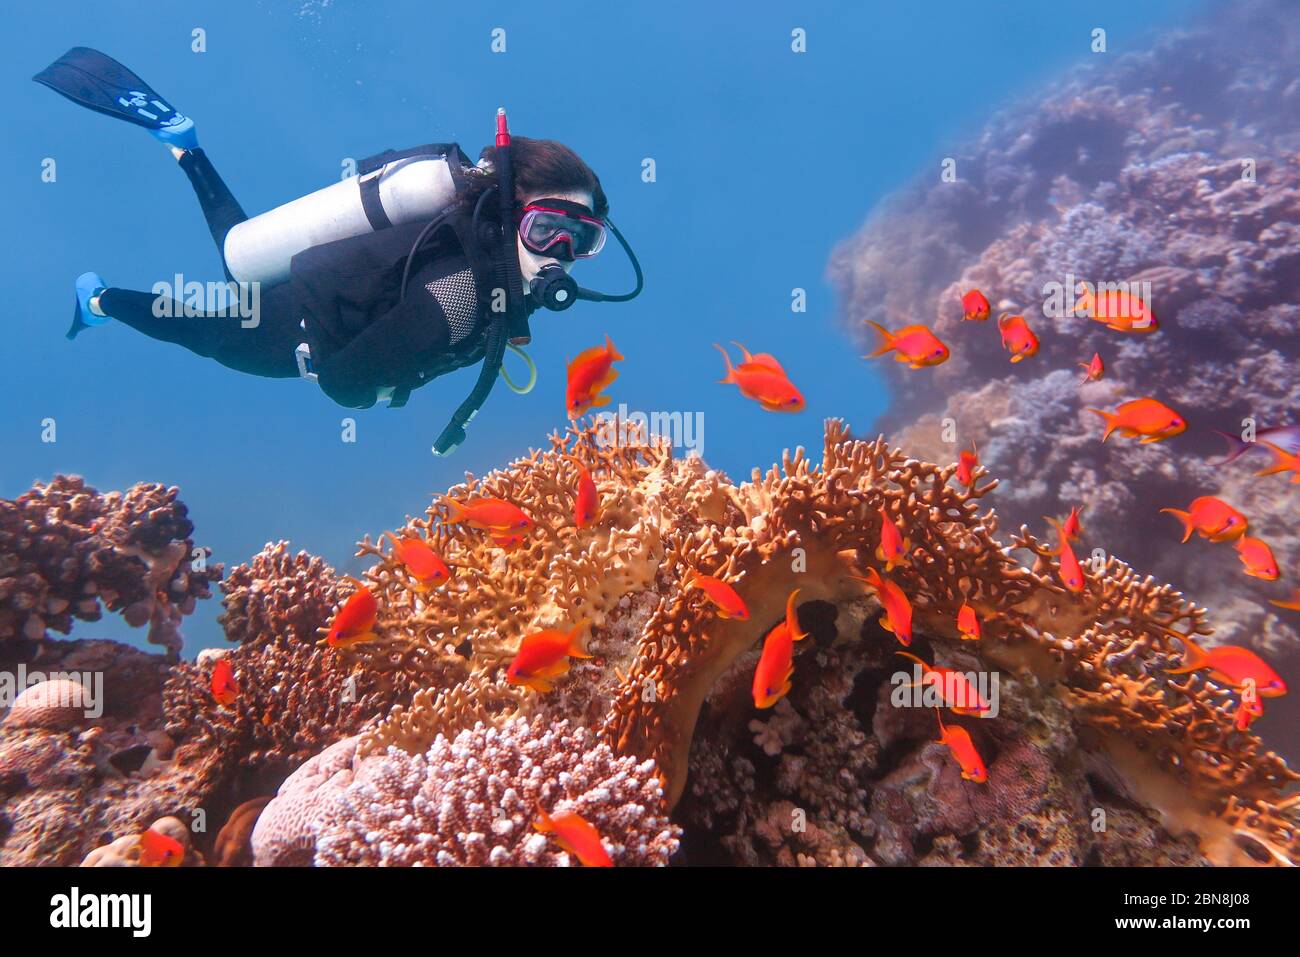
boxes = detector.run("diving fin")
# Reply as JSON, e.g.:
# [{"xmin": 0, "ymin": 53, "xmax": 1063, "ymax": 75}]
[
  {"xmin": 69, "ymin": 272, "xmax": 108, "ymax": 340},
  {"xmin": 34, "ymin": 47, "xmax": 198, "ymax": 150}
]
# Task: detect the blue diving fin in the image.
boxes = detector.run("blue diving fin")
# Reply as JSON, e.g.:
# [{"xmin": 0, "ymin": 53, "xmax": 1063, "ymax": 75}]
[
  {"xmin": 69, "ymin": 272, "xmax": 108, "ymax": 340},
  {"xmin": 34, "ymin": 47, "xmax": 198, "ymax": 150}
]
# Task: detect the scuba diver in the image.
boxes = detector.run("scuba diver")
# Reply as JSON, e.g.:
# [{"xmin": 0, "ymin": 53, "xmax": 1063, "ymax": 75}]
[{"xmin": 34, "ymin": 47, "xmax": 642, "ymax": 453}]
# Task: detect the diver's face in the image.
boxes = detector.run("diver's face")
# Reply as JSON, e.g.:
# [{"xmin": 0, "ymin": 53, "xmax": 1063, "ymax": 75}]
[{"xmin": 517, "ymin": 189, "xmax": 595, "ymax": 286}]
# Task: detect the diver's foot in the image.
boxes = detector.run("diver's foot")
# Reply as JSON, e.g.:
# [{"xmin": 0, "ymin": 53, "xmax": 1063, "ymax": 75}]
[
  {"xmin": 149, "ymin": 113, "xmax": 198, "ymax": 151},
  {"xmin": 68, "ymin": 272, "xmax": 109, "ymax": 340}
]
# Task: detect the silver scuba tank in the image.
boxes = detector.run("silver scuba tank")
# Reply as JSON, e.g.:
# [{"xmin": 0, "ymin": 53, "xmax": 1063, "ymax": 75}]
[{"xmin": 223, "ymin": 149, "xmax": 466, "ymax": 286}]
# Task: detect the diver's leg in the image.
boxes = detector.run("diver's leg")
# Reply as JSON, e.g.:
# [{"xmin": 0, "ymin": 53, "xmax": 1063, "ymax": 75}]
[
  {"xmin": 174, "ymin": 148, "xmax": 248, "ymax": 277},
  {"xmin": 96, "ymin": 287, "xmax": 303, "ymax": 379}
]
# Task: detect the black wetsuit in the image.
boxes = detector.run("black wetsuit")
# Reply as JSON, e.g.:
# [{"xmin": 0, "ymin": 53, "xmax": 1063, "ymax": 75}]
[{"xmin": 99, "ymin": 149, "xmax": 507, "ymax": 408}]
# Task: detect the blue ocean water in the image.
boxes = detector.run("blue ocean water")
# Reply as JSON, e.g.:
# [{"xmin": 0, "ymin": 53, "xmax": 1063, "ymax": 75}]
[{"xmin": 1, "ymin": 0, "xmax": 1198, "ymax": 658}]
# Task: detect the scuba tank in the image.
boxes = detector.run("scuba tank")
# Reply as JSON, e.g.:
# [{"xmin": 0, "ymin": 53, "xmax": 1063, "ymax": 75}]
[{"xmin": 223, "ymin": 145, "xmax": 471, "ymax": 285}]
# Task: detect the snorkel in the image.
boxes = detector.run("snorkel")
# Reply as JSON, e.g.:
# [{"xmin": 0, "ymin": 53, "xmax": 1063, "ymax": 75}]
[{"xmin": 527, "ymin": 216, "xmax": 644, "ymax": 312}]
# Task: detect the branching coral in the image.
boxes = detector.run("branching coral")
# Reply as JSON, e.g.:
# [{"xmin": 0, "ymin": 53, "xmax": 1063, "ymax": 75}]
[{"xmin": 0, "ymin": 476, "xmax": 221, "ymax": 652}]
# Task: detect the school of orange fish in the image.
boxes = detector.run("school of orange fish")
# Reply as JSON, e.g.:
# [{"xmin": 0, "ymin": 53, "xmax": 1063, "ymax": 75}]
[{"xmin": 179, "ymin": 285, "xmax": 1293, "ymax": 866}]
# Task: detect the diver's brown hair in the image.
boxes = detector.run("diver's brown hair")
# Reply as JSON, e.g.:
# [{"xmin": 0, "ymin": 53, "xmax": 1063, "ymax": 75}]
[{"xmin": 472, "ymin": 136, "xmax": 609, "ymax": 218}]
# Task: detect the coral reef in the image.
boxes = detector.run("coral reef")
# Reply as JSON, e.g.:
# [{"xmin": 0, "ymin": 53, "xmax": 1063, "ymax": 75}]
[
  {"xmin": 827, "ymin": 0, "xmax": 1300, "ymax": 684},
  {"xmin": 2, "ymin": 419, "xmax": 1296, "ymax": 866},
  {"xmin": 0, "ymin": 476, "xmax": 221, "ymax": 652}
]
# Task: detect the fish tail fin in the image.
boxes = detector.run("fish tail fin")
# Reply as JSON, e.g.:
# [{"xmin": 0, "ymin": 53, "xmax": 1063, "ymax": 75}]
[
  {"xmin": 1159, "ymin": 508, "xmax": 1194, "ymax": 543},
  {"xmin": 713, "ymin": 343, "xmax": 737, "ymax": 384},
  {"xmin": 533, "ymin": 803, "xmax": 555, "ymax": 833},
  {"xmin": 786, "ymin": 588, "xmax": 809, "ymax": 641},
  {"xmin": 1074, "ymin": 286, "xmax": 1095, "ymax": 316},
  {"xmin": 441, "ymin": 496, "xmax": 467, "ymax": 524},
  {"xmin": 568, "ymin": 619, "xmax": 593, "ymax": 659},
  {"xmin": 864, "ymin": 321, "xmax": 895, "ymax": 358},
  {"xmin": 604, "ymin": 334, "xmax": 623, "ymax": 362},
  {"xmin": 894, "ymin": 650, "xmax": 927, "ymax": 669},
  {"xmin": 1212, "ymin": 430, "xmax": 1250, "ymax": 465},
  {"xmin": 729, "ymin": 340, "xmax": 754, "ymax": 364},
  {"xmin": 1255, "ymin": 441, "xmax": 1294, "ymax": 476},
  {"xmin": 1162, "ymin": 629, "xmax": 1211, "ymax": 674},
  {"xmin": 1086, "ymin": 408, "xmax": 1117, "ymax": 442}
]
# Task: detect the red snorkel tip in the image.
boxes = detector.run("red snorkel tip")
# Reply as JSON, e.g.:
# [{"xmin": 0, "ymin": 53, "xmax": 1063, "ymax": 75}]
[{"xmin": 495, "ymin": 107, "xmax": 510, "ymax": 147}]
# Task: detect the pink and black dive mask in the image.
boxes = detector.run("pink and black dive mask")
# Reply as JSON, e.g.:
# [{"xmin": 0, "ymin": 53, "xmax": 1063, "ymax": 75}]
[{"xmin": 517, "ymin": 198, "xmax": 607, "ymax": 262}]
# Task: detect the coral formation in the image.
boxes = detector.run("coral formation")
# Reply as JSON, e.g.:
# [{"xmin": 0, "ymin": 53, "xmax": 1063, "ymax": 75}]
[
  {"xmin": 0, "ymin": 476, "xmax": 221, "ymax": 652},
  {"xmin": 827, "ymin": 0, "xmax": 1300, "ymax": 679}
]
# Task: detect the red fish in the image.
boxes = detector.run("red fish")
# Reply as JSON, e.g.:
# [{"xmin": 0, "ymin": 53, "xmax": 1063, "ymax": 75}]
[
  {"xmin": 1048, "ymin": 518, "xmax": 1086, "ymax": 593},
  {"xmin": 442, "ymin": 496, "xmax": 534, "ymax": 534},
  {"xmin": 1235, "ymin": 536, "xmax": 1279, "ymax": 581},
  {"xmin": 955, "ymin": 442, "xmax": 979, "ymax": 487},
  {"xmin": 851, "ymin": 568, "xmax": 913, "ymax": 646},
  {"xmin": 564, "ymin": 456, "xmax": 600, "ymax": 528},
  {"xmin": 956, "ymin": 602, "xmax": 982, "ymax": 641},
  {"xmin": 1061, "ymin": 505, "xmax": 1085, "ymax": 542},
  {"xmin": 752, "ymin": 589, "xmax": 809, "ymax": 709},
  {"xmin": 1269, "ymin": 589, "xmax": 1300, "ymax": 611},
  {"xmin": 1164, "ymin": 631, "xmax": 1287, "ymax": 697},
  {"xmin": 210, "ymin": 657, "xmax": 238, "ymax": 707},
  {"xmin": 1087, "ymin": 398, "xmax": 1186, "ymax": 444},
  {"xmin": 935, "ymin": 710, "xmax": 988, "ymax": 783},
  {"xmin": 997, "ymin": 313, "xmax": 1039, "ymax": 363},
  {"xmin": 864, "ymin": 321, "xmax": 949, "ymax": 369},
  {"xmin": 534, "ymin": 805, "xmax": 613, "ymax": 867},
  {"xmin": 566, "ymin": 335, "xmax": 623, "ymax": 419},
  {"xmin": 684, "ymin": 572, "xmax": 750, "ymax": 620},
  {"xmin": 1256, "ymin": 440, "xmax": 1300, "ymax": 484},
  {"xmin": 876, "ymin": 507, "xmax": 910, "ymax": 571},
  {"xmin": 961, "ymin": 288, "xmax": 991, "ymax": 322},
  {"xmin": 714, "ymin": 343, "xmax": 805, "ymax": 412},
  {"xmin": 1234, "ymin": 696, "xmax": 1265, "ymax": 732},
  {"xmin": 1078, "ymin": 352, "xmax": 1104, "ymax": 384},
  {"xmin": 385, "ymin": 532, "xmax": 452, "ymax": 590},
  {"xmin": 507, "ymin": 620, "xmax": 591, "ymax": 693},
  {"xmin": 139, "ymin": 828, "xmax": 184, "ymax": 867},
  {"xmin": 1075, "ymin": 286, "xmax": 1158, "ymax": 333},
  {"xmin": 896, "ymin": 651, "xmax": 990, "ymax": 716},
  {"xmin": 491, "ymin": 531, "xmax": 527, "ymax": 552},
  {"xmin": 1159, "ymin": 496, "xmax": 1248, "ymax": 543},
  {"xmin": 326, "ymin": 578, "xmax": 379, "ymax": 648}
]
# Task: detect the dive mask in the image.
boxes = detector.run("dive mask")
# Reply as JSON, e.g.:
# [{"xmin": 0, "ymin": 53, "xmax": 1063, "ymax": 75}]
[{"xmin": 517, "ymin": 198, "xmax": 607, "ymax": 261}]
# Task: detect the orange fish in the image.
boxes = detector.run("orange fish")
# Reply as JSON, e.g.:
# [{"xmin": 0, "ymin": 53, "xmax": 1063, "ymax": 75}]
[
  {"xmin": 714, "ymin": 342, "xmax": 805, "ymax": 412},
  {"xmin": 955, "ymin": 442, "xmax": 979, "ymax": 487},
  {"xmin": 956, "ymin": 602, "xmax": 982, "ymax": 641},
  {"xmin": 864, "ymin": 321, "xmax": 949, "ymax": 369},
  {"xmin": 752, "ymin": 589, "xmax": 809, "ymax": 709},
  {"xmin": 1159, "ymin": 496, "xmax": 1248, "ymax": 543},
  {"xmin": 1256, "ymin": 440, "xmax": 1300, "ymax": 484},
  {"xmin": 896, "ymin": 651, "xmax": 990, "ymax": 716},
  {"xmin": 325, "ymin": 578, "xmax": 379, "ymax": 648},
  {"xmin": 564, "ymin": 456, "xmax": 600, "ymax": 528},
  {"xmin": 935, "ymin": 710, "xmax": 988, "ymax": 783},
  {"xmin": 385, "ymin": 532, "xmax": 452, "ymax": 590},
  {"xmin": 1234, "ymin": 696, "xmax": 1265, "ymax": 732},
  {"xmin": 507, "ymin": 620, "xmax": 591, "ymax": 693},
  {"xmin": 1078, "ymin": 352, "xmax": 1104, "ymax": 384},
  {"xmin": 1075, "ymin": 286, "xmax": 1158, "ymax": 333},
  {"xmin": 566, "ymin": 334, "xmax": 623, "ymax": 419},
  {"xmin": 139, "ymin": 827, "xmax": 184, "ymax": 867},
  {"xmin": 1061, "ymin": 505, "xmax": 1085, "ymax": 542},
  {"xmin": 996, "ymin": 313, "xmax": 1039, "ymax": 363},
  {"xmin": 1164, "ymin": 631, "xmax": 1287, "ymax": 697},
  {"xmin": 1235, "ymin": 536, "xmax": 1279, "ymax": 581},
  {"xmin": 534, "ymin": 804, "xmax": 613, "ymax": 867},
  {"xmin": 876, "ymin": 507, "xmax": 910, "ymax": 571},
  {"xmin": 1087, "ymin": 398, "xmax": 1186, "ymax": 444},
  {"xmin": 1269, "ymin": 589, "xmax": 1300, "ymax": 611},
  {"xmin": 210, "ymin": 657, "xmax": 238, "ymax": 707},
  {"xmin": 851, "ymin": 568, "xmax": 913, "ymax": 646},
  {"xmin": 491, "ymin": 531, "xmax": 527, "ymax": 552},
  {"xmin": 442, "ymin": 496, "xmax": 534, "ymax": 534},
  {"xmin": 961, "ymin": 288, "xmax": 991, "ymax": 322},
  {"xmin": 1048, "ymin": 518, "xmax": 1086, "ymax": 593},
  {"xmin": 684, "ymin": 572, "xmax": 750, "ymax": 620}
]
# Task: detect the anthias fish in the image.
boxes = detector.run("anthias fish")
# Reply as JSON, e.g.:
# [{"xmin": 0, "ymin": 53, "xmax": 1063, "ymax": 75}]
[
  {"xmin": 896, "ymin": 651, "xmax": 990, "ymax": 716},
  {"xmin": 876, "ymin": 506, "xmax": 910, "ymax": 571},
  {"xmin": 1256, "ymin": 440, "xmax": 1300, "ymax": 484},
  {"xmin": 139, "ymin": 828, "xmax": 184, "ymax": 867},
  {"xmin": 1164, "ymin": 631, "xmax": 1287, "ymax": 697},
  {"xmin": 955, "ymin": 443, "xmax": 979, "ymax": 487},
  {"xmin": 961, "ymin": 288, "xmax": 991, "ymax": 322},
  {"xmin": 534, "ymin": 805, "xmax": 613, "ymax": 867},
  {"xmin": 1075, "ymin": 286, "xmax": 1158, "ymax": 333},
  {"xmin": 567, "ymin": 334, "xmax": 623, "ymax": 419},
  {"xmin": 684, "ymin": 572, "xmax": 750, "ymax": 620},
  {"xmin": 1235, "ymin": 536, "xmax": 1279, "ymax": 581},
  {"xmin": 935, "ymin": 710, "xmax": 988, "ymax": 783},
  {"xmin": 1088, "ymin": 398, "xmax": 1186, "ymax": 443},
  {"xmin": 385, "ymin": 532, "xmax": 452, "ymax": 589},
  {"xmin": 1078, "ymin": 352, "xmax": 1104, "ymax": 384},
  {"xmin": 564, "ymin": 455, "xmax": 600, "ymax": 528},
  {"xmin": 507, "ymin": 620, "xmax": 592, "ymax": 693},
  {"xmin": 1212, "ymin": 424, "xmax": 1300, "ymax": 466},
  {"xmin": 210, "ymin": 657, "xmax": 238, "ymax": 707},
  {"xmin": 325, "ymin": 579, "xmax": 379, "ymax": 648},
  {"xmin": 864, "ymin": 321, "xmax": 949, "ymax": 369},
  {"xmin": 956, "ymin": 602, "xmax": 982, "ymax": 641},
  {"xmin": 714, "ymin": 342, "xmax": 805, "ymax": 411},
  {"xmin": 1160, "ymin": 496, "xmax": 1248, "ymax": 543},
  {"xmin": 752, "ymin": 589, "xmax": 809, "ymax": 709},
  {"xmin": 442, "ymin": 496, "xmax": 534, "ymax": 533},
  {"xmin": 1061, "ymin": 505, "xmax": 1085, "ymax": 542},
  {"xmin": 851, "ymin": 568, "xmax": 913, "ymax": 646},
  {"xmin": 997, "ymin": 313, "xmax": 1039, "ymax": 362}
]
